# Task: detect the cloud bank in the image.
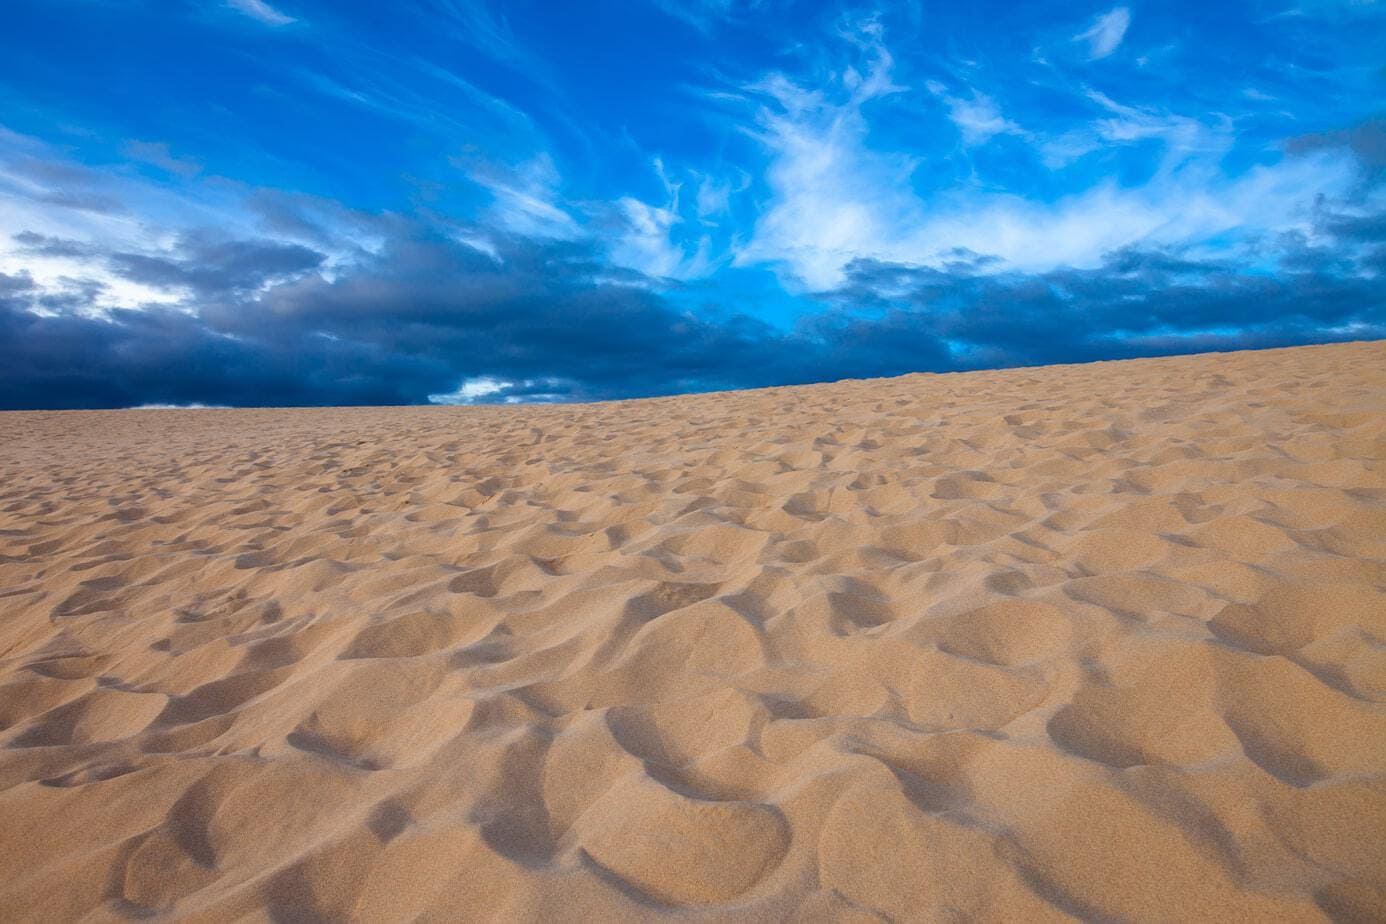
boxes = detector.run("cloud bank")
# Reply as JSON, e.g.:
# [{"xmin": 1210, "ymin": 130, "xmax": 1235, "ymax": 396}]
[{"xmin": 2, "ymin": 201, "xmax": 1380, "ymax": 409}]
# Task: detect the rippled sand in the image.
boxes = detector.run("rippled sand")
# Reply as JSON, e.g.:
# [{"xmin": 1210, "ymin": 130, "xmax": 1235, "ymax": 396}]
[{"xmin": 1, "ymin": 341, "xmax": 1384, "ymax": 922}]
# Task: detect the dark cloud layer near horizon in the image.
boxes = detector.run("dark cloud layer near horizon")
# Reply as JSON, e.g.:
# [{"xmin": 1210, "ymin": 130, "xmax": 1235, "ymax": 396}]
[{"xmin": 3, "ymin": 199, "xmax": 1383, "ymax": 410}]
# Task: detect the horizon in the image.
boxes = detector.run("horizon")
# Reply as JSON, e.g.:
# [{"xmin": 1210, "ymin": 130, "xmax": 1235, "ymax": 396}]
[
  {"xmin": 3, "ymin": 338, "xmax": 1374, "ymax": 413},
  {"xmin": 2, "ymin": 0, "xmax": 1384, "ymax": 410}
]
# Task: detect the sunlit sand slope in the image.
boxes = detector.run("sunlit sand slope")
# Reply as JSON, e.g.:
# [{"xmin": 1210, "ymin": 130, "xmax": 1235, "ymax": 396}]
[{"xmin": 1, "ymin": 341, "xmax": 1384, "ymax": 921}]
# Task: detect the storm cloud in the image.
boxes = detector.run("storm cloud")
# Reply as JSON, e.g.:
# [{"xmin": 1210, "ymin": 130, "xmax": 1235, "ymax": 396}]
[{"xmin": 2, "ymin": 213, "xmax": 1382, "ymax": 410}]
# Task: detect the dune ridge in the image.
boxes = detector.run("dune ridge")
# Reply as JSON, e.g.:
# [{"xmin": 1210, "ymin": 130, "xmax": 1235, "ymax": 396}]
[{"xmin": 1, "ymin": 341, "xmax": 1384, "ymax": 921}]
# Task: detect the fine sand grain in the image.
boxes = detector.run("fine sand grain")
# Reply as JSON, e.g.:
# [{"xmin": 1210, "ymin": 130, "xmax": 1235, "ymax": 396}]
[{"xmin": 1, "ymin": 341, "xmax": 1384, "ymax": 922}]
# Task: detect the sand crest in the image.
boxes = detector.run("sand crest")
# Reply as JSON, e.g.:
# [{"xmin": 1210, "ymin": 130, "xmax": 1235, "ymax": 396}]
[{"xmin": 1, "ymin": 341, "xmax": 1384, "ymax": 921}]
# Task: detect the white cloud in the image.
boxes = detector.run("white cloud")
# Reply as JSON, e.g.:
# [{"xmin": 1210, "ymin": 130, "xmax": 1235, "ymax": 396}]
[
  {"xmin": 428, "ymin": 376, "xmax": 568, "ymax": 405},
  {"xmin": 457, "ymin": 151, "xmax": 713, "ymax": 279},
  {"xmin": 612, "ymin": 197, "xmax": 691, "ymax": 278},
  {"xmin": 1039, "ymin": 131, "xmax": 1103, "ymax": 169},
  {"xmin": 461, "ymin": 154, "xmax": 580, "ymax": 239},
  {"xmin": 430, "ymin": 0, "xmax": 543, "ymax": 71},
  {"xmin": 1088, "ymin": 90, "xmax": 1233, "ymax": 173},
  {"xmin": 732, "ymin": 25, "xmax": 918, "ymax": 287},
  {"xmin": 427, "ymin": 376, "xmax": 509, "ymax": 404},
  {"xmin": 1074, "ymin": 7, "xmax": 1131, "ymax": 60},
  {"xmin": 0, "ymin": 127, "xmax": 374, "ymax": 311},
  {"xmin": 732, "ymin": 35, "xmax": 1359, "ymax": 289},
  {"xmin": 900, "ymin": 153, "xmax": 1356, "ymax": 273},
  {"xmin": 735, "ymin": 99, "xmax": 915, "ymax": 288},
  {"xmin": 227, "ymin": 0, "xmax": 296, "ymax": 27},
  {"xmin": 927, "ymin": 81, "xmax": 1025, "ymax": 146},
  {"xmin": 695, "ymin": 175, "xmax": 733, "ymax": 217},
  {"xmin": 0, "ymin": 133, "xmax": 204, "ymax": 308},
  {"xmin": 1040, "ymin": 92, "xmax": 1231, "ymax": 171},
  {"xmin": 598, "ymin": 158, "xmax": 715, "ymax": 280}
]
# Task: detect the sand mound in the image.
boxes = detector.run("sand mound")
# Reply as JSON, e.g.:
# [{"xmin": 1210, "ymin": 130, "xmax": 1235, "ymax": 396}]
[{"xmin": 1, "ymin": 341, "xmax": 1384, "ymax": 921}]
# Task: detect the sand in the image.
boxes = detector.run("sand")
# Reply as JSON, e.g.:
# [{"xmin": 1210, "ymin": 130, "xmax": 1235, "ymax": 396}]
[{"xmin": 0, "ymin": 341, "xmax": 1384, "ymax": 922}]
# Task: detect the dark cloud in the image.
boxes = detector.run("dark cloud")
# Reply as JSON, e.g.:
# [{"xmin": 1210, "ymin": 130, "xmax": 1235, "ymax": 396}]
[
  {"xmin": 1362, "ymin": 246, "xmax": 1386, "ymax": 275},
  {"xmin": 1101, "ymin": 245, "xmax": 1220, "ymax": 275},
  {"xmin": 1288, "ymin": 118, "xmax": 1386, "ymax": 179},
  {"xmin": 0, "ymin": 270, "xmax": 37, "ymax": 296},
  {"xmin": 1275, "ymin": 230, "xmax": 1358, "ymax": 274},
  {"xmin": 1321, "ymin": 209, "xmax": 1386, "ymax": 243},
  {"xmin": 1, "ymin": 219, "xmax": 1382, "ymax": 410},
  {"xmin": 107, "ymin": 231, "xmax": 326, "ymax": 294},
  {"xmin": 0, "ymin": 229, "xmax": 792, "ymax": 409},
  {"xmin": 12, "ymin": 231, "xmax": 97, "ymax": 258},
  {"xmin": 821, "ymin": 248, "xmax": 1384, "ymax": 371}
]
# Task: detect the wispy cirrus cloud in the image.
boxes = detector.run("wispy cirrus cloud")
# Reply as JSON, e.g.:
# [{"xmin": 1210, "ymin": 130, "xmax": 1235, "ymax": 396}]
[
  {"xmin": 926, "ymin": 81, "xmax": 1026, "ymax": 147},
  {"xmin": 1074, "ymin": 7, "xmax": 1132, "ymax": 60},
  {"xmin": 227, "ymin": 0, "xmax": 296, "ymax": 27},
  {"xmin": 122, "ymin": 141, "xmax": 202, "ymax": 178},
  {"xmin": 651, "ymin": 0, "xmax": 768, "ymax": 32},
  {"xmin": 719, "ymin": 21, "xmax": 1361, "ymax": 289},
  {"xmin": 457, "ymin": 153, "xmax": 580, "ymax": 240}
]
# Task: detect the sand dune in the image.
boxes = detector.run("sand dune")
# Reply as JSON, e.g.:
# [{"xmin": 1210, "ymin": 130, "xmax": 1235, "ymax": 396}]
[{"xmin": 1, "ymin": 341, "xmax": 1384, "ymax": 921}]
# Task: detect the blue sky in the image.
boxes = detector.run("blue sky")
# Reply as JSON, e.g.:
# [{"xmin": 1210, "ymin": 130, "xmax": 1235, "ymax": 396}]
[{"xmin": 1, "ymin": 0, "xmax": 1383, "ymax": 408}]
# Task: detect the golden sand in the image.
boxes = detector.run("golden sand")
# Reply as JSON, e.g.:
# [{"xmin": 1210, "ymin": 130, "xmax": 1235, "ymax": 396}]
[{"xmin": 1, "ymin": 341, "xmax": 1384, "ymax": 921}]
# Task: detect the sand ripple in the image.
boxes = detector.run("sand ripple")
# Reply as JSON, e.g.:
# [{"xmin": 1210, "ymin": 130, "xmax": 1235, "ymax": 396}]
[{"xmin": 1, "ymin": 342, "xmax": 1384, "ymax": 921}]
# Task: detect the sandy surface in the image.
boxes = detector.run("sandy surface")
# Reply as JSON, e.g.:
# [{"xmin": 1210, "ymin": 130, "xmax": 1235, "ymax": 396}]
[{"xmin": 1, "ymin": 341, "xmax": 1384, "ymax": 922}]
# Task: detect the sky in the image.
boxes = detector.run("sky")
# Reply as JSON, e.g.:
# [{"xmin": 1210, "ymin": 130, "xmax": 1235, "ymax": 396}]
[{"xmin": 1, "ymin": 0, "xmax": 1383, "ymax": 409}]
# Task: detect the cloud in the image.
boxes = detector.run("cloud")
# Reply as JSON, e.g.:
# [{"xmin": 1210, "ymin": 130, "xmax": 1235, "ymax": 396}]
[
  {"xmin": 730, "ymin": 28, "xmax": 918, "ymax": 288},
  {"xmin": 652, "ymin": 0, "xmax": 765, "ymax": 32},
  {"xmin": 428, "ymin": 375, "xmax": 512, "ymax": 404},
  {"xmin": 926, "ymin": 82, "xmax": 1025, "ymax": 147},
  {"xmin": 0, "ymin": 228, "xmax": 800, "ymax": 409},
  {"xmin": 1074, "ymin": 7, "xmax": 1132, "ymax": 60},
  {"xmin": 823, "ymin": 246, "xmax": 1384, "ymax": 369},
  {"xmin": 106, "ymin": 230, "xmax": 326, "ymax": 295},
  {"xmin": 694, "ymin": 173, "xmax": 740, "ymax": 217},
  {"xmin": 457, "ymin": 154, "xmax": 580, "ymax": 239},
  {"xmin": 1322, "ymin": 209, "xmax": 1386, "ymax": 242},
  {"xmin": 0, "ymin": 269, "xmax": 35, "ymax": 296},
  {"xmin": 12, "ymin": 231, "xmax": 96, "ymax": 259},
  {"xmin": 1, "ymin": 153, "xmax": 127, "ymax": 214},
  {"xmin": 0, "ymin": 128, "xmax": 392, "ymax": 309},
  {"xmin": 600, "ymin": 159, "xmax": 717, "ymax": 280},
  {"xmin": 740, "ymin": 101, "xmax": 1356, "ymax": 287},
  {"xmin": 610, "ymin": 196, "xmax": 697, "ymax": 278},
  {"xmin": 1286, "ymin": 118, "xmax": 1386, "ymax": 177},
  {"xmin": 1265, "ymin": 0, "xmax": 1386, "ymax": 22},
  {"xmin": 456, "ymin": 153, "xmax": 713, "ymax": 280},
  {"xmin": 1, "ymin": 212, "xmax": 1380, "ymax": 410},
  {"xmin": 1041, "ymin": 88, "xmax": 1233, "ymax": 170},
  {"xmin": 429, "ymin": 375, "xmax": 570, "ymax": 405},
  {"xmin": 727, "ymin": 27, "xmax": 1359, "ymax": 289},
  {"xmin": 418, "ymin": 0, "xmax": 558, "ymax": 91},
  {"xmin": 226, "ymin": 0, "xmax": 296, "ymax": 27},
  {"xmin": 123, "ymin": 141, "xmax": 202, "ymax": 178}
]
